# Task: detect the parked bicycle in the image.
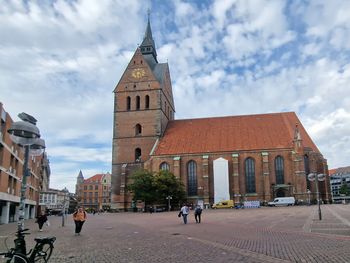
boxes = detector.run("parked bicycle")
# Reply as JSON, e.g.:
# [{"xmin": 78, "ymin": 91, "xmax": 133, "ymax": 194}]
[{"xmin": 0, "ymin": 228, "xmax": 56, "ymax": 263}]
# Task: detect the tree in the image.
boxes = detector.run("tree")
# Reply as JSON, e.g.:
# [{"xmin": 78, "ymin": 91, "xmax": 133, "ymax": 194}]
[
  {"xmin": 153, "ymin": 170, "xmax": 186, "ymax": 206},
  {"xmin": 127, "ymin": 169, "xmax": 157, "ymax": 207},
  {"xmin": 339, "ymin": 184, "xmax": 350, "ymax": 196},
  {"xmin": 127, "ymin": 169, "xmax": 186, "ymax": 209}
]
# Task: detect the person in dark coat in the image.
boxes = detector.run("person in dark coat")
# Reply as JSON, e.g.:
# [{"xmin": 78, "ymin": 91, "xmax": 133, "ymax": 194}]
[
  {"xmin": 36, "ymin": 212, "xmax": 48, "ymax": 232},
  {"xmin": 194, "ymin": 205, "xmax": 202, "ymax": 223}
]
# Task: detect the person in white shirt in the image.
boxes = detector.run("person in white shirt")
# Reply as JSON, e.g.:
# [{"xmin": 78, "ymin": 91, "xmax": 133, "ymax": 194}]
[{"xmin": 180, "ymin": 204, "xmax": 190, "ymax": 224}]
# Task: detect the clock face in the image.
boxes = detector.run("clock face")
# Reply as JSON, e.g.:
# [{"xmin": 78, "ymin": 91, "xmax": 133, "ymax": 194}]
[{"xmin": 132, "ymin": 68, "xmax": 146, "ymax": 79}]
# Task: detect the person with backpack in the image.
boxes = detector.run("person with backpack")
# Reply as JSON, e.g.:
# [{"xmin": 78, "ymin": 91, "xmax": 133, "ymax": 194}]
[
  {"xmin": 73, "ymin": 207, "xmax": 87, "ymax": 236},
  {"xmin": 194, "ymin": 205, "xmax": 202, "ymax": 223}
]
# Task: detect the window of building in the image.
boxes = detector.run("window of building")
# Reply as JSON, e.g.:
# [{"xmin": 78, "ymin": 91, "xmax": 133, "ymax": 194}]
[
  {"xmin": 304, "ymin": 155, "xmax": 311, "ymax": 189},
  {"xmin": 95, "ymin": 185, "xmax": 98, "ymax": 190},
  {"xmin": 245, "ymin": 158, "xmax": 256, "ymax": 193},
  {"xmin": 127, "ymin": 96, "xmax": 131, "ymax": 111},
  {"xmin": 145, "ymin": 95, "xmax": 150, "ymax": 109},
  {"xmin": 160, "ymin": 162, "xmax": 170, "ymax": 171},
  {"xmin": 89, "ymin": 185, "xmax": 93, "ymax": 190},
  {"xmin": 187, "ymin": 160, "xmax": 197, "ymax": 196},
  {"xmin": 136, "ymin": 96, "xmax": 140, "ymax": 110},
  {"xmin": 275, "ymin": 156, "xmax": 284, "ymax": 185},
  {"xmin": 135, "ymin": 148, "xmax": 141, "ymax": 162},
  {"xmin": 84, "ymin": 186, "xmax": 87, "ymax": 190},
  {"xmin": 135, "ymin": 124, "xmax": 142, "ymax": 136}
]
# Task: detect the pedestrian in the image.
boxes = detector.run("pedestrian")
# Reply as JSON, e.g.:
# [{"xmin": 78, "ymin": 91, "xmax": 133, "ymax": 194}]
[
  {"xmin": 180, "ymin": 204, "xmax": 189, "ymax": 224},
  {"xmin": 36, "ymin": 211, "xmax": 48, "ymax": 232},
  {"xmin": 73, "ymin": 207, "xmax": 87, "ymax": 236},
  {"xmin": 194, "ymin": 205, "xmax": 202, "ymax": 223}
]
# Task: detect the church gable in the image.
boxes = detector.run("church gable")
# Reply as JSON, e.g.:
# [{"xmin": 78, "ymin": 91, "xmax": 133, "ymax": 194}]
[{"xmin": 114, "ymin": 48, "xmax": 160, "ymax": 93}]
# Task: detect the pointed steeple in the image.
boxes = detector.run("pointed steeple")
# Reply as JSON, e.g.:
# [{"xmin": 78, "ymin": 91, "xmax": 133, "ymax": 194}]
[
  {"xmin": 140, "ymin": 10, "xmax": 158, "ymax": 63},
  {"xmin": 78, "ymin": 170, "xmax": 84, "ymax": 179}
]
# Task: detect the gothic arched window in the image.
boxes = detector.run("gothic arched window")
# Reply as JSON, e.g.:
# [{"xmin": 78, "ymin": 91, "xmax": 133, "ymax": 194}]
[
  {"xmin": 135, "ymin": 124, "xmax": 142, "ymax": 136},
  {"xmin": 145, "ymin": 95, "xmax": 150, "ymax": 109},
  {"xmin": 187, "ymin": 160, "xmax": 197, "ymax": 196},
  {"xmin": 135, "ymin": 148, "xmax": 141, "ymax": 162},
  {"xmin": 136, "ymin": 96, "xmax": 140, "ymax": 110},
  {"xmin": 160, "ymin": 162, "xmax": 170, "ymax": 171},
  {"xmin": 245, "ymin": 158, "xmax": 256, "ymax": 193},
  {"xmin": 127, "ymin": 96, "xmax": 131, "ymax": 111},
  {"xmin": 275, "ymin": 156, "xmax": 284, "ymax": 185},
  {"xmin": 304, "ymin": 154, "xmax": 311, "ymax": 189}
]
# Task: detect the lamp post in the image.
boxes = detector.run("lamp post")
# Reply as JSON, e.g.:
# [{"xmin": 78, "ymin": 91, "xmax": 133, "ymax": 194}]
[
  {"xmin": 307, "ymin": 173, "xmax": 326, "ymax": 220},
  {"xmin": 166, "ymin": 195, "xmax": 172, "ymax": 211},
  {"xmin": 7, "ymin": 113, "xmax": 45, "ymax": 232}
]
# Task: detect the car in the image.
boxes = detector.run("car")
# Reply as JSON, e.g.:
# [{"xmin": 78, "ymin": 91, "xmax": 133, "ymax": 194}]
[
  {"xmin": 212, "ymin": 200, "xmax": 234, "ymax": 209},
  {"xmin": 268, "ymin": 197, "xmax": 295, "ymax": 206}
]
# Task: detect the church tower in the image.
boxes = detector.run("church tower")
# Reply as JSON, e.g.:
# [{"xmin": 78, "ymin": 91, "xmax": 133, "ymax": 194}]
[{"xmin": 111, "ymin": 15, "xmax": 175, "ymax": 210}]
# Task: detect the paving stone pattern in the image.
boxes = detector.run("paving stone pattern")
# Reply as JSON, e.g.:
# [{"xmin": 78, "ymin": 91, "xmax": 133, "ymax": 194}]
[{"xmin": 0, "ymin": 204, "xmax": 349, "ymax": 262}]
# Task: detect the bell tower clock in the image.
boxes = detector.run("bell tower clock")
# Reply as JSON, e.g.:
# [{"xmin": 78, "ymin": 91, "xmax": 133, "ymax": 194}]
[{"xmin": 111, "ymin": 14, "xmax": 175, "ymax": 210}]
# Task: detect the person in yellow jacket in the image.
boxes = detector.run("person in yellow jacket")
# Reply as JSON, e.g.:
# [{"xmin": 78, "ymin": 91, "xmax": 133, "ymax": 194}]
[{"xmin": 73, "ymin": 207, "xmax": 87, "ymax": 236}]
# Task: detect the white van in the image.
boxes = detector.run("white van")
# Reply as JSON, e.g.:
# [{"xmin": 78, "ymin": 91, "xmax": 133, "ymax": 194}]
[{"xmin": 268, "ymin": 197, "xmax": 295, "ymax": 207}]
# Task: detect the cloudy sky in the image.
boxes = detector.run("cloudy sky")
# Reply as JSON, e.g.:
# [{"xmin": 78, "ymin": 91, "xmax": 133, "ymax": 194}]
[{"xmin": 1, "ymin": 0, "xmax": 349, "ymax": 192}]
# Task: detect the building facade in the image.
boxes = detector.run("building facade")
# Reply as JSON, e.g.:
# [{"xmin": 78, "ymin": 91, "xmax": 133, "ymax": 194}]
[
  {"xmin": 111, "ymin": 19, "xmax": 331, "ymax": 210},
  {"xmin": 329, "ymin": 166, "xmax": 350, "ymax": 203},
  {"xmin": 0, "ymin": 103, "xmax": 51, "ymax": 224},
  {"xmin": 39, "ymin": 187, "xmax": 71, "ymax": 215},
  {"xmin": 75, "ymin": 171, "xmax": 112, "ymax": 211}
]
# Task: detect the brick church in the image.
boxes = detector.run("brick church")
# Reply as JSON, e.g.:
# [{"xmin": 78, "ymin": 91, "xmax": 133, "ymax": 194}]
[{"xmin": 111, "ymin": 17, "xmax": 331, "ymax": 210}]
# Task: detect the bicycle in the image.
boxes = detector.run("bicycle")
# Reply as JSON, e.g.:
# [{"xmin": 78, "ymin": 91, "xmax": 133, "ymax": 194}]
[{"xmin": 0, "ymin": 228, "xmax": 56, "ymax": 263}]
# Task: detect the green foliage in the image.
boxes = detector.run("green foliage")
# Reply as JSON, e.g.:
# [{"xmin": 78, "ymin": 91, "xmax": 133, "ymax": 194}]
[
  {"xmin": 153, "ymin": 170, "xmax": 186, "ymax": 204},
  {"xmin": 127, "ymin": 169, "xmax": 185, "ymax": 206},
  {"xmin": 127, "ymin": 169, "xmax": 157, "ymax": 206},
  {"xmin": 339, "ymin": 184, "xmax": 350, "ymax": 196}
]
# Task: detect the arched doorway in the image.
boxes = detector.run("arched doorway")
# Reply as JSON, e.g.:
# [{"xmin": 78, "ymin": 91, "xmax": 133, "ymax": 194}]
[{"xmin": 276, "ymin": 188, "xmax": 286, "ymax": 197}]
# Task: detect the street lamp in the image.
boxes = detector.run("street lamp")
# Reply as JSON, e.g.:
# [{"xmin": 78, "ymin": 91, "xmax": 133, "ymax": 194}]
[
  {"xmin": 307, "ymin": 173, "xmax": 326, "ymax": 220},
  {"xmin": 166, "ymin": 195, "xmax": 172, "ymax": 211},
  {"xmin": 7, "ymin": 113, "xmax": 45, "ymax": 233}
]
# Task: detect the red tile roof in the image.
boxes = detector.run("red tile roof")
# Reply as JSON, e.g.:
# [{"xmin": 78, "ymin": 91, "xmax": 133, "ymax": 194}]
[
  {"xmin": 84, "ymin": 174, "xmax": 104, "ymax": 183},
  {"xmin": 153, "ymin": 112, "xmax": 319, "ymax": 156},
  {"xmin": 329, "ymin": 166, "xmax": 350, "ymax": 176}
]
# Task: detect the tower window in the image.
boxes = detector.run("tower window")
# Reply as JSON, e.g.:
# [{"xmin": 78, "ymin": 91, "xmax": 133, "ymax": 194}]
[
  {"xmin": 135, "ymin": 148, "xmax": 141, "ymax": 162},
  {"xmin": 136, "ymin": 96, "xmax": 140, "ymax": 110},
  {"xmin": 145, "ymin": 95, "xmax": 150, "ymax": 109},
  {"xmin": 127, "ymin": 96, "xmax": 131, "ymax": 111},
  {"xmin": 135, "ymin": 124, "xmax": 142, "ymax": 136},
  {"xmin": 141, "ymin": 60, "xmax": 143, "ymax": 64}
]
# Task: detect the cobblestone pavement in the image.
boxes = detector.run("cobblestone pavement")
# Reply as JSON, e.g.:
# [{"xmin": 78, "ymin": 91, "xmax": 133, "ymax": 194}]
[{"xmin": 0, "ymin": 204, "xmax": 349, "ymax": 263}]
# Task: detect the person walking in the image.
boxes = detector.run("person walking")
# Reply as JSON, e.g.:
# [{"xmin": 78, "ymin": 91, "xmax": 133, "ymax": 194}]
[
  {"xmin": 180, "ymin": 204, "xmax": 189, "ymax": 224},
  {"xmin": 194, "ymin": 205, "xmax": 202, "ymax": 223},
  {"xmin": 73, "ymin": 207, "xmax": 87, "ymax": 236},
  {"xmin": 36, "ymin": 212, "xmax": 48, "ymax": 232}
]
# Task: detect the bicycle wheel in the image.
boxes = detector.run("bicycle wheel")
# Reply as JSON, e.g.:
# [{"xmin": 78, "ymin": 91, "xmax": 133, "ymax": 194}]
[
  {"xmin": 0, "ymin": 253, "xmax": 28, "ymax": 263},
  {"xmin": 33, "ymin": 243, "xmax": 53, "ymax": 263}
]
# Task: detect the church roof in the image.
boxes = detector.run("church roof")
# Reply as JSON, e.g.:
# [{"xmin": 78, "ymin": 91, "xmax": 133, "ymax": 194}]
[
  {"xmin": 84, "ymin": 174, "xmax": 105, "ymax": 183},
  {"xmin": 152, "ymin": 112, "xmax": 319, "ymax": 156}
]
